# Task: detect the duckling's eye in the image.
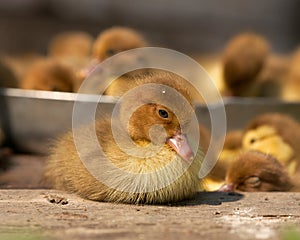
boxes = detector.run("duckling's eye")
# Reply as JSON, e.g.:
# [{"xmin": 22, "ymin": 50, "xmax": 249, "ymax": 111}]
[
  {"xmin": 250, "ymin": 138, "xmax": 256, "ymax": 144},
  {"xmin": 244, "ymin": 176, "xmax": 261, "ymax": 188},
  {"xmin": 158, "ymin": 109, "xmax": 169, "ymax": 119},
  {"xmin": 106, "ymin": 49, "xmax": 116, "ymax": 56}
]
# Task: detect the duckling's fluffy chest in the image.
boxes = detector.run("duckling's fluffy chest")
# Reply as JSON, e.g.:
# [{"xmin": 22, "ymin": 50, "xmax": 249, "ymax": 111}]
[
  {"xmin": 97, "ymin": 139, "xmax": 203, "ymax": 204},
  {"xmin": 106, "ymin": 140, "xmax": 180, "ymax": 172}
]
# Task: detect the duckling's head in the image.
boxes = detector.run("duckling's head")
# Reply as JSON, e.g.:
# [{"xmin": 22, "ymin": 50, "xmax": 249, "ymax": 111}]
[
  {"xmin": 79, "ymin": 27, "xmax": 147, "ymax": 81},
  {"xmin": 117, "ymin": 71, "xmax": 195, "ymax": 162},
  {"xmin": 21, "ymin": 59, "xmax": 76, "ymax": 92},
  {"xmin": 242, "ymin": 113, "xmax": 300, "ymax": 174},
  {"xmin": 93, "ymin": 26, "xmax": 147, "ymax": 62},
  {"xmin": 219, "ymin": 150, "xmax": 293, "ymax": 192}
]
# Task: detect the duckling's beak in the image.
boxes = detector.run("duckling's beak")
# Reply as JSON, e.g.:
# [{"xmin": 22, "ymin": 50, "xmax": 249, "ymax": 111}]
[
  {"xmin": 79, "ymin": 58, "xmax": 100, "ymax": 79},
  {"xmin": 217, "ymin": 183, "xmax": 235, "ymax": 192},
  {"xmin": 166, "ymin": 132, "xmax": 194, "ymax": 162}
]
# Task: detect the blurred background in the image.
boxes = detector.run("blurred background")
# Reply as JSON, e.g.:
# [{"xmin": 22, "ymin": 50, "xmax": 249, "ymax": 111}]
[
  {"xmin": 1, "ymin": 0, "xmax": 300, "ymax": 191},
  {"xmin": 0, "ymin": 0, "xmax": 300, "ymax": 55}
]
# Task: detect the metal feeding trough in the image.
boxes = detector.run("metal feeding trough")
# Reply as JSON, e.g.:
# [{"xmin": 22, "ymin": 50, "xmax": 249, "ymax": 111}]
[{"xmin": 1, "ymin": 87, "xmax": 300, "ymax": 154}]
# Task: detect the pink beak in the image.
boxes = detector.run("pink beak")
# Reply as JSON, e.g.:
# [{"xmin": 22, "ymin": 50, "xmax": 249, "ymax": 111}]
[
  {"xmin": 217, "ymin": 183, "xmax": 235, "ymax": 192},
  {"xmin": 166, "ymin": 132, "xmax": 194, "ymax": 162},
  {"xmin": 79, "ymin": 59, "xmax": 100, "ymax": 79}
]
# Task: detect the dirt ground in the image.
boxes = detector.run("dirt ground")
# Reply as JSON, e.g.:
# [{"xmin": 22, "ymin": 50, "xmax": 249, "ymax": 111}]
[
  {"xmin": 0, "ymin": 155, "xmax": 300, "ymax": 240},
  {"xmin": 0, "ymin": 190, "xmax": 300, "ymax": 240}
]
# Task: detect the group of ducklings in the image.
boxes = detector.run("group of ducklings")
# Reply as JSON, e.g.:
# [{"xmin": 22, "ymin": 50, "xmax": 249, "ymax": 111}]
[
  {"xmin": 1, "ymin": 26, "xmax": 300, "ymax": 204},
  {"xmin": 1, "ymin": 27, "xmax": 300, "ymax": 101},
  {"xmin": 220, "ymin": 32, "xmax": 300, "ymax": 101},
  {"xmin": 0, "ymin": 27, "xmax": 147, "ymax": 93},
  {"xmin": 205, "ymin": 112, "xmax": 300, "ymax": 193}
]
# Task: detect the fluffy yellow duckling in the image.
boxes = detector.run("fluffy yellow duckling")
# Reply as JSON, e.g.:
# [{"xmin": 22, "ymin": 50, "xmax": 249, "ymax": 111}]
[
  {"xmin": 21, "ymin": 58, "xmax": 76, "ymax": 92},
  {"xmin": 44, "ymin": 71, "xmax": 204, "ymax": 204},
  {"xmin": 242, "ymin": 113, "xmax": 300, "ymax": 176},
  {"xmin": 219, "ymin": 150, "xmax": 293, "ymax": 192}
]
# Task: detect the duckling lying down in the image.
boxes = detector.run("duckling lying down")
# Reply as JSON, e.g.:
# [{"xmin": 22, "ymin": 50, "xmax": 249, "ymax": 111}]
[{"xmin": 44, "ymin": 72, "xmax": 204, "ymax": 204}]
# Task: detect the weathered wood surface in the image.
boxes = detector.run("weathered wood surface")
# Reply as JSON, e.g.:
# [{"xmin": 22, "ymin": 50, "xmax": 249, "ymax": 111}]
[{"xmin": 0, "ymin": 190, "xmax": 300, "ymax": 240}]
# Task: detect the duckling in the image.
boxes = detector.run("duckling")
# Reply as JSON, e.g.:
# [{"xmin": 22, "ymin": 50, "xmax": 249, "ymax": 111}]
[
  {"xmin": 44, "ymin": 72, "xmax": 204, "ymax": 204},
  {"xmin": 219, "ymin": 150, "xmax": 293, "ymax": 192},
  {"xmin": 0, "ymin": 58, "xmax": 19, "ymax": 88},
  {"xmin": 204, "ymin": 130, "xmax": 243, "ymax": 191},
  {"xmin": 77, "ymin": 27, "xmax": 148, "ymax": 92},
  {"xmin": 222, "ymin": 32, "xmax": 269, "ymax": 96},
  {"xmin": 93, "ymin": 26, "xmax": 147, "ymax": 62},
  {"xmin": 242, "ymin": 113, "xmax": 300, "ymax": 176},
  {"xmin": 1, "ymin": 53, "xmax": 43, "ymax": 85},
  {"xmin": 48, "ymin": 31, "xmax": 93, "ymax": 59},
  {"xmin": 255, "ymin": 54, "xmax": 289, "ymax": 97},
  {"xmin": 20, "ymin": 58, "xmax": 77, "ymax": 92},
  {"xmin": 222, "ymin": 32, "xmax": 287, "ymax": 97},
  {"xmin": 282, "ymin": 47, "xmax": 300, "ymax": 101}
]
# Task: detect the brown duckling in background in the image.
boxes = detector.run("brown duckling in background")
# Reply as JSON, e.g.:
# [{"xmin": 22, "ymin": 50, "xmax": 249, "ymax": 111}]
[
  {"xmin": 242, "ymin": 113, "xmax": 300, "ymax": 176},
  {"xmin": 93, "ymin": 26, "xmax": 147, "ymax": 62},
  {"xmin": 21, "ymin": 58, "xmax": 77, "ymax": 92},
  {"xmin": 219, "ymin": 150, "xmax": 293, "ymax": 192},
  {"xmin": 1, "ymin": 53, "xmax": 43, "ymax": 85},
  {"xmin": 222, "ymin": 32, "xmax": 269, "ymax": 96},
  {"xmin": 255, "ymin": 54, "xmax": 289, "ymax": 97},
  {"xmin": 47, "ymin": 31, "xmax": 94, "ymax": 90},
  {"xmin": 48, "ymin": 31, "xmax": 93, "ymax": 59},
  {"xmin": 77, "ymin": 26, "xmax": 148, "ymax": 93},
  {"xmin": 222, "ymin": 32, "xmax": 288, "ymax": 97},
  {"xmin": 44, "ymin": 72, "xmax": 204, "ymax": 204}
]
